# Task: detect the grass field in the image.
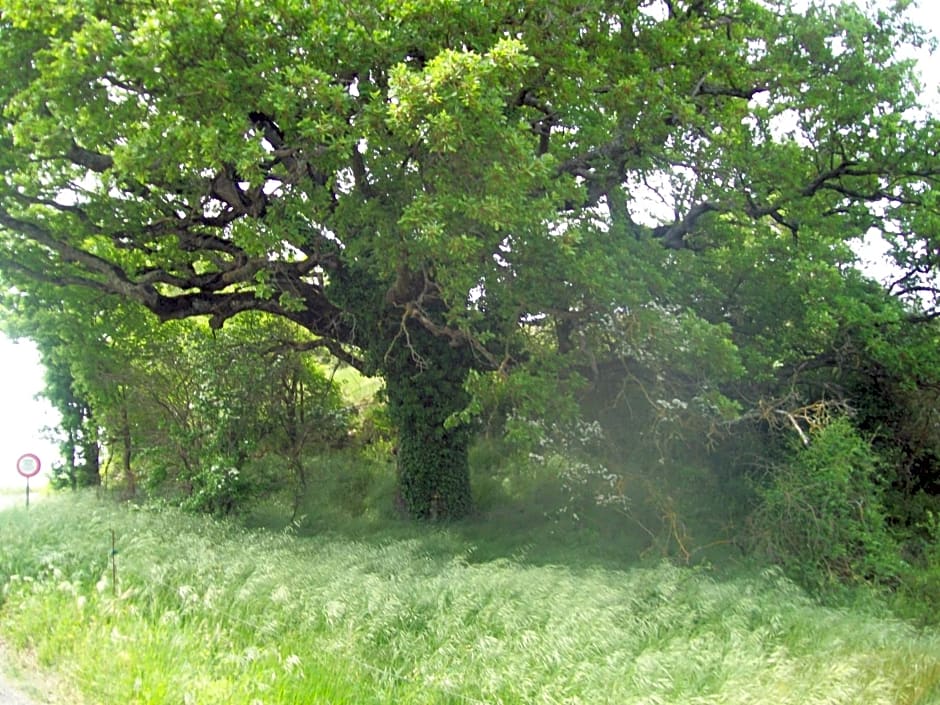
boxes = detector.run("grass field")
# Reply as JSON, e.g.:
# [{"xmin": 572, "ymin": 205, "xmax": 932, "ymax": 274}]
[{"xmin": 1, "ymin": 493, "xmax": 939, "ymax": 704}]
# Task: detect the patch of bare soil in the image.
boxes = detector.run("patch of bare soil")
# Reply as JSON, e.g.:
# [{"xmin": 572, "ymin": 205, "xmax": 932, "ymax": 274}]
[{"xmin": 0, "ymin": 639, "xmax": 86, "ymax": 705}]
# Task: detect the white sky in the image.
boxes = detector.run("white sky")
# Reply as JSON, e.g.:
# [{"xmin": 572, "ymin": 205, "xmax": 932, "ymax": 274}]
[
  {"xmin": 0, "ymin": 337, "xmax": 59, "ymax": 488},
  {"xmin": 0, "ymin": 1, "xmax": 936, "ymax": 490}
]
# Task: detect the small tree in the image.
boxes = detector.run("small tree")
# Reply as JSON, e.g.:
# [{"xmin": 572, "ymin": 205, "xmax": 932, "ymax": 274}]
[{"xmin": 42, "ymin": 357, "xmax": 100, "ymax": 490}]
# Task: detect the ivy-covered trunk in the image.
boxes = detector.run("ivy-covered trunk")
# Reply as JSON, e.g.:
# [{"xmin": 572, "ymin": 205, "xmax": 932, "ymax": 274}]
[{"xmin": 382, "ymin": 320, "xmax": 474, "ymax": 521}]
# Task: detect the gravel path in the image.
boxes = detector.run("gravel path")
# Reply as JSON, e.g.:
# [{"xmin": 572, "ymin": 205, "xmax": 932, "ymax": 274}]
[
  {"xmin": 0, "ymin": 643, "xmax": 45, "ymax": 705},
  {"xmin": 0, "ymin": 675, "xmax": 38, "ymax": 705},
  {"xmin": 0, "ymin": 639, "xmax": 87, "ymax": 705}
]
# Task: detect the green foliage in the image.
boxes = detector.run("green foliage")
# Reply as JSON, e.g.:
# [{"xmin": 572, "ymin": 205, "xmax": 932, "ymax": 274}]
[
  {"xmin": 40, "ymin": 359, "xmax": 100, "ymax": 491},
  {"xmin": 3, "ymin": 294, "xmax": 352, "ymax": 513},
  {"xmin": 262, "ymin": 450, "xmax": 399, "ymax": 533},
  {"xmin": 464, "ymin": 426, "xmax": 745, "ymax": 568},
  {"xmin": 179, "ymin": 464, "xmax": 252, "ymax": 517},
  {"xmin": 2, "ymin": 494, "xmax": 940, "ymax": 704},
  {"xmin": 750, "ymin": 418, "xmax": 902, "ymax": 590},
  {"xmin": 893, "ymin": 510, "xmax": 940, "ymax": 626},
  {"xmin": 827, "ymin": 289, "xmax": 940, "ymax": 526},
  {"xmin": 2, "ymin": 0, "xmax": 939, "ymax": 522},
  {"xmin": 130, "ymin": 316, "xmax": 353, "ymax": 514}
]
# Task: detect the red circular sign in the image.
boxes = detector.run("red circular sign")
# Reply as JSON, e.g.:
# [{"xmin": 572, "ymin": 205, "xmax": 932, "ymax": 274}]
[{"xmin": 16, "ymin": 453, "xmax": 41, "ymax": 478}]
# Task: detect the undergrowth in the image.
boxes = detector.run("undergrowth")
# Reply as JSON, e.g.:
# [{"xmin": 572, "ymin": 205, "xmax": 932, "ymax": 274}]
[
  {"xmin": 1, "ymin": 493, "xmax": 939, "ymax": 705},
  {"xmin": 749, "ymin": 418, "xmax": 902, "ymax": 590}
]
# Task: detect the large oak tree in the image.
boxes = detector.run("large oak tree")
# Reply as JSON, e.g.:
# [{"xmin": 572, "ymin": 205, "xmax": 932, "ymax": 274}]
[{"xmin": 1, "ymin": 0, "xmax": 938, "ymax": 518}]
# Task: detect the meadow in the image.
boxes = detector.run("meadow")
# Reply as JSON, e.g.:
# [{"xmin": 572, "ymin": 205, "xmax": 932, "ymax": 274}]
[{"xmin": 1, "ymin": 491, "xmax": 939, "ymax": 705}]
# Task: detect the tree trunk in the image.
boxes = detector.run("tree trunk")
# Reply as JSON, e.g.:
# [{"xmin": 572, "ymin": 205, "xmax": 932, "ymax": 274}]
[
  {"xmin": 80, "ymin": 433, "xmax": 101, "ymax": 487},
  {"xmin": 393, "ymin": 392, "xmax": 473, "ymax": 521},
  {"xmin": 120, "ymin": 401, "xmax": 136, "ymax": 496},
  {"xmin": 382, "ymin": 321, "xmax": 474, "ymax": 521},
  {"xmin": 65, "ymin": 430, "xmax": 78, "ymax": 491}
]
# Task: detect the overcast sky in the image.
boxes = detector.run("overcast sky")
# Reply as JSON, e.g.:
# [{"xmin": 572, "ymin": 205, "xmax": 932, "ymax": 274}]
[
  {"xmin": 0, "ymin": 337, "xmax": 59, "ymax": 488},
  {"xmin": 0, "ymin": 1, "xmax": 937, "ymax": 490}
]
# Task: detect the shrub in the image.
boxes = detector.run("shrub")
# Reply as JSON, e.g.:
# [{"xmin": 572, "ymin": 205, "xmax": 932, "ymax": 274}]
[
  {"xmin": 181, "ymin": 463, "xmax": 253, "ymax": 516},
  {"xmin": 749, "ymin": 417, "xmax": 902, "ymax": 590},
  {"xmin": 893, "ymin": 510, "xmax": 940, "ymax": 625}
]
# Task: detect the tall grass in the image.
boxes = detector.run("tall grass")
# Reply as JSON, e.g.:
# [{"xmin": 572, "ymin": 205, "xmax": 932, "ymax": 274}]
[{"xmin": 1, "ymin": 494, "xmax": 939, "ymax": 704}]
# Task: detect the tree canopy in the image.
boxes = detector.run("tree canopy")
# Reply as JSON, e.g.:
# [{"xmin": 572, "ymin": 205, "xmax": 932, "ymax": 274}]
[{"xmin": 1, "ymin": 0, "xmax": 939, "ymax": 519}]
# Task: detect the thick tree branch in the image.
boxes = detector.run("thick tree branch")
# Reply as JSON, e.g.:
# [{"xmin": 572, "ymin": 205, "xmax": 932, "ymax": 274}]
[
  {"xmin": 691, "ymin": 80, "xmax": 769, "ymax": 101},
  {"xmin": 652, "ymin": 201, "xmax": 718, "ymax": 249},
  {"xmin": 0, "ymin": 253, "xmax": 127, "ymax": 299},
  {"xmin": 517, "ymin": 89, "xmax": 558, "ymax": 156},
  {"xmin": 799, "ymin": 160, "xmax": 860, "ymax": 197},
  {"xmin": 249, "ymin": 111, "xmax": 330, "ymax": 188},
  {"xmin": 65, "ymin": 141, "xmax": 114, "ymax": 173},
  {"xmin": 0, "ymin": 206, "xmax": 359, "ymax": 349},
  {"xmin": 0, "ymin": 206, "xmax": 158, "ymax": 303},
  {"xmin": 210, "ymin": 164, "xmax": 268, "ymax": 217}
]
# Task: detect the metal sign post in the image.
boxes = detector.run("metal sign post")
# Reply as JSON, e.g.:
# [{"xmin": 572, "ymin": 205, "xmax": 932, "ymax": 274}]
[{"xmin": 16, "ymin": 453, "xmax": 41, "ymax": 507}]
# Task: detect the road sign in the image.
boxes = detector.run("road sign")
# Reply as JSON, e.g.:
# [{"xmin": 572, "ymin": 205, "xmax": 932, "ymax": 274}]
[{"xmin": 16, "ymin": 453, "xmax": 41, "ymax": 478}]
